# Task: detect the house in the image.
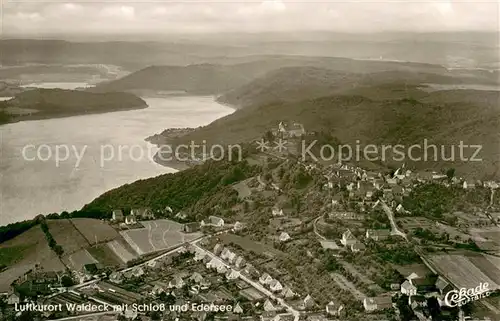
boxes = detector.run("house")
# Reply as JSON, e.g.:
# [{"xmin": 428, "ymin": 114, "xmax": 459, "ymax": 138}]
[
  {"xmin": 190, "ymin": 272, "xmax": 204, "ymax": 284},
  {"xmin": 206, "ymin": 257, "xmax": 224, "ymax": 270},
  {"xmin": 278, "ymin": 121, "xmax": 305, "ymax": 138},
  {"xmin": 175, "ymin": 211, "xmax": 188, "ymax": 220},
  {"xmin": 234, "ymin": 302, "xmax": 243, "ymax": 314},
  {"xmin": 350, "ymin": 242, "xmax": 366, "ymax": 253},
  {"xmin": 109, "ymin": 271, "xmax": 123, "ymax": 284},
  {"xmin": 396, "ymin": 204, "xmax": 408, "ymax": 214},
  {"xmin": 147, "ymin": 260, "xmax": 161, "ymax": 269},
  {"xmin": 365, "ymin": 229, "xmax": 391, "ymax": 241},
  {"xmin": 340, "ymin": 229, "xmax": 357, "ymax": 246},
  {"xmin": 208, "ymin": 216, "xmax": 225, "ymax": 227},
  {"xmin": 401, "ymin": 280, "xmax": 417, "ymax": 296},
  {"xmin": 325, "ymin": 301, "xmax": 344, "ymax": 316},
  {"xmin": 125, "ymin": 214, "xmax": 137, "ymax": 225},
  {"xmin": 213, "ymin": 243, "xmax": 223, "ymax": 256},
  {"xmin": 243, "ymin": 264, "xmax": 260, "ymax": 279},
  {"xmin": 259, "ymin": 273, "xmax": 273, "ymax": 285},
  {"xmin": 234, "ymin": 256, "xmax": 246, "ymax": 269},
  {"xmin": 233, "ymin": 221, "xmax": 245, "ymax": 232},
  {"xmin": 411, "ymin": 275, "xmax": 437, "ymax": 293},
  {"xmin": 263, "ymin": 299, "xmax": 276, "ymax": 312},
  {"xmin": 410, "ymin": 295, "xmax": 428, "ymax": 310},
  {"xmin": 463, "ymin": 179, "xmax": 476, "ymax": 189},
  {"xmin": 226, "ymin": 269, "xmax": 240, "ymax": 280},
  {"xmin": 279, "ymin": 232, "xmax": 291, "ymax": 242},
  {"xmin": 6, "ymin": 293, "xmax": 20, "ymax": 305},
  {"xmin": 131, "ymin": 208, "xmax": 154, "ymax": 219},
  {"xmin": 281, "ymin": 287, "xmax": 295, "ymax": 299},
  {"xmin": 168, "ymin": 276, "xmax": 185, "ymax": 289},
  {"xmin": 184, "ymin": 222, "xmax": 201, "ymax": 233},
  {"xmin": 356, "ymin": 181, "xmax": 375, "ymax": 199},
  {"xmin": 221, "ymin": 248, "xmax": 237, "ymax": 264},
  {"xmin": 363, "ymin": 296, "xmax": 393, "ymax": 312},
  {"xmin": 194, "ymin": 250, "xmax": 206, "ymax": 262},
  {"xmin": 302, "ymin": 294, "xmax": 316, "ymax": 310},
  {"xmin": 319, "ymin": 240, "xmax": 340, "ymax": 250},
  {"xmin": 165, "ymin": 206, "xmax": 173, "ymax": 213},
  {"xmin": 272, "ymin": 206, "xmax": 284, "ymax": 216},
  {"xmin": 269, "ymin": 280, "xmax": 283, "ymax": 292},
  {"xmin": 216, "ymin": 264, "xmax": 228, "ymax": 274},
  {"xmin": 112, "ymin": 209, "xmax": 124, "ymax": 222}
]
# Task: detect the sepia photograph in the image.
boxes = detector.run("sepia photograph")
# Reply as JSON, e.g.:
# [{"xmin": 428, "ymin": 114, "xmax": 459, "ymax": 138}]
[{"xmin": 0, "ymin": 0, "xmax": 499, "ymax": 320}]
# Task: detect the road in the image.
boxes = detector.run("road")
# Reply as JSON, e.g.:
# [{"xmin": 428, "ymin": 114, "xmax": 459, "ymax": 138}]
[
  {"xmin": 379, "ymin": 199, "xmax": 407, "ymax": 240},
  {"xmin": 192, "ymin": 243, "xmax": 301, "ymax": 321},
  {"xmin": 47, "ymin": 311, "xmax": 120, "ymax": 321},
  {"xmin": 313, "ymin": 216, "xmax": 326, "ymax": 240}
]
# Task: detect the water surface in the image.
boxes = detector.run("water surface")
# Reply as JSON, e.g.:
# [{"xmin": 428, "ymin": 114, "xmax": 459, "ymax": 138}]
[{"xmin": 0, "ymin": 94, "xmax": 233, "ymax": 225}]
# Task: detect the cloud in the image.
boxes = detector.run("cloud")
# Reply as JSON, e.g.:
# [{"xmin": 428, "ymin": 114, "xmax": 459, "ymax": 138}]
[{"xmin": 2, "ymin": 0, "xmax": 498, "ymax": 36}]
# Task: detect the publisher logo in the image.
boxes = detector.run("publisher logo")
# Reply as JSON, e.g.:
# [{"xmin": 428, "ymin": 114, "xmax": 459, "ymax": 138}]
[{"xmin": 444, "ymin": 282, "xmax": 491, "ymax": 307}]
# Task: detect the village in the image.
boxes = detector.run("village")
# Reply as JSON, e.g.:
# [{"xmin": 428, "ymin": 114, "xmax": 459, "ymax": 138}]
[{"xmin": 1, "ymin": 121, "xmax": 499, "ymax": 321}]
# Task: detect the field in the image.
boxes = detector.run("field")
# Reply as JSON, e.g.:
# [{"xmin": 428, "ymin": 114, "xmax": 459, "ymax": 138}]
[
  {"xmin": 106, "ymin": 240, "xmax": 138, "ymax": 263},
  {"xmin": 218, "ymin": 233, "xmax": 280, "ymax": 259},
  {"xmin": 427, "ymin": 253, "xmax": 500, "ymax": 291},
  {"xmin": 0, "ymin": 225, "xmax": 65, "ymax": 292},
  {"xmin": 64, "ymin": 249, "xmax": 99, "ymax": 271},
  {"xmin": 120, "ymin": 219, "xmax": 202, "ymax": 255},
  {"xmin": 87, "ymin": 244, "xmax": 124, "ymax": 267},
  {"xmin": 48, "ymin": 219, "xmax": 90, "ymax": 255},
  {"xmin": 71, "ymin": 218, "xmax": 120, "ymax": 244}
]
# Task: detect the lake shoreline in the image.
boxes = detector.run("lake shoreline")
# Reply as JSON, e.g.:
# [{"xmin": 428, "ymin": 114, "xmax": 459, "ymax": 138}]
[
  {"xmin": 1, "ymin": 95, "xmax": 233, "ymax": 226},
  {"xmin": 0, "ymin": 104, "xmax": 149, "ymax": 126}
]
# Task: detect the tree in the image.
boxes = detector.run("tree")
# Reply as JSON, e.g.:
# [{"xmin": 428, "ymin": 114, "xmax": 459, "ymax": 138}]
[
  {"xmin": 446, "ymin": 168, "xmax": 455, "ymax": 180},
  {"xmin": 61, "ymin": 275, "xmax": 75, "ymax": 287}
]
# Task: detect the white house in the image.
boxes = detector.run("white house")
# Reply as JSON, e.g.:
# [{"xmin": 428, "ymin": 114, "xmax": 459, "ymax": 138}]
[
  {"xmin": 208, "ymin": 216, "xmax": 225, "ymax": 227},
  {"xmin": 263, "ymin": 299, "xmax": 276, "ymax": 312},
  {"xmin": 365, "ymin": 229, "xmax": 391, "ymax": 241},
  {"xmin": 340, "ymin": 229, "xmax": 357, "ymax": 246},
  {"xmin": 303, "ymin": 294, "xmax": 316, "ymax": 310},
  {"xmin": 259, "ymin": 273, "xmax": 273, "ymax": 285},
  {"xmin": 279, "ymin": 232, "xmax": 291, "ymax": 242},
  {"xmin": 281, "ymin": 287, "xmax": 296, "ymax": 299},
  {"xmin": 234, "ymin": 302, "xmax": 243, "ymax": 314},
  {"xmin": 272, "ymin": 206, "xmax": 284, "ymax": 216},
  {"xmin": 363, "ymin": 296, "xmax": 393, "ymax": 312},
  {"xmin": 125, "ymin": 214, "xmax": 137, "ymax": 225},
  {"xmin": 6, "ymin": 293, "xmax": 20, "ymax": 305},
  {"xmin": 326, "ymin": 301, "xmax": 344, "ymax": 316},
  {"xmin": 269, "ymin": 279, "xmax": 283, "ymax": 292},
  {"xmin": 226, "ymin": 269, "xmax": 240, "ymax": 280},
  {"xmin": 112, "ymin": 209, "xmax": 124, "ymax": 222},
  {"xmin": 463, "ymin": 180, "xmax": 476, "ymax": 189},
  {"xmin": 234, "ymin": 256, "xmax": 246, "ymax": 269},
  {"xmin": 401, "ymin": 280, "xmax": 417, "ymax": 296}
]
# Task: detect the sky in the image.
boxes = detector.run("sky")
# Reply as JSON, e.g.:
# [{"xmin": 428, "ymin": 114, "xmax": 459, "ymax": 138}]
[{"xmin": 2, "ymin": 0, "xmax": 499, "ymax": 36}]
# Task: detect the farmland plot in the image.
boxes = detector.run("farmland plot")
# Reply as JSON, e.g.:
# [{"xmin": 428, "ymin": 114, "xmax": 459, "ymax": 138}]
[
  {"xmin": 120, "ymin": 220, "xmax": 201, "ymax": 255},
  {"xmin": 65, "ymin": 249, "xmax": 98, "ymax": 271},
  {"xmin": 428, "ymin": 254, "xmax": 500, "ymax": 290},
  {"xmin": 71, "ymin": 218, "xmax": 120, "ymax": 244},
  {"xmin": 107, "ymin": 240, "xmax": 138, "ymax": 263}
]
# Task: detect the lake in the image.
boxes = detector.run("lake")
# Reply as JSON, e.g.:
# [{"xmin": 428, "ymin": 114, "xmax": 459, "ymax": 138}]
[{"xmin": 0, "ymin": 95, "xmax": 233, "ymax": 225}]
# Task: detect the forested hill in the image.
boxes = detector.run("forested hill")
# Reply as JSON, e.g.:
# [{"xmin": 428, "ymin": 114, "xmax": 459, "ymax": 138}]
[
  {"xmin": 82, "ymin": 159, "xmax": 258, "ymax": 220},
  {"xmin": 0, "ymin": 89, "xmax": 147, "ymax": 123}
]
